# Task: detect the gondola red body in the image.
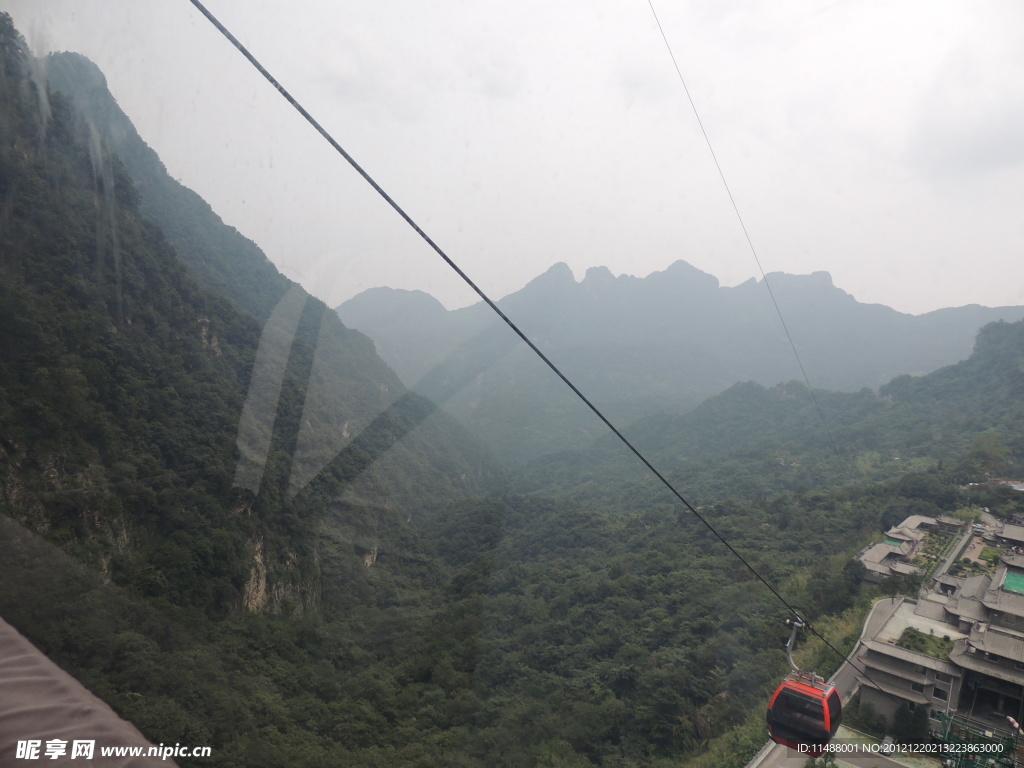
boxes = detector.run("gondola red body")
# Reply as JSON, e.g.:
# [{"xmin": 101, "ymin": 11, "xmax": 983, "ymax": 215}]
[{"xmin": 766, "ymin": 675, "xmax": 842, "ymax": 757}]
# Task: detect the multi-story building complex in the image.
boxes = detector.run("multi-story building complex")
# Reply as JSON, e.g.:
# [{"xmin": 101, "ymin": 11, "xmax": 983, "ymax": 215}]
[
  {"xmin": 859, "ymin": 518, "xmax": 928, "ymax": 585},
  {"xmin": 858, "ymin": 514, "xmax": 963, "ymax": 585},
  {"xmin": 856, "ymin": 554, "xmax": 1024, "ymax": 737}
]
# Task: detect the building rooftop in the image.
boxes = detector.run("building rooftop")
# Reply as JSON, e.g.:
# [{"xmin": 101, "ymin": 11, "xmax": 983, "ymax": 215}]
[
  {"xmin": 945, "ymin": 574, "xmax": 992, "ymax": 621},
  {"xmin": 998, "ymin": 523, "xmax": 1024, "ymax": 544},
  {"xmin": 861, "ymin": 542, "xmax": 900, "ymax": 565},
  {"xmin": 981, "ymin": 566, "xmax": 1024, "ymax": 617},
  {"xmin": 886, "ymin": 526, "xmax": 927, "ymax": 543},
  {"xmin": 890, "ymin": 562, "xmax": 922, "ymax": 575},
  {"xmin": 862, "ymin": 638, "xmax": 960, "ymax": 674},
  {"xmin": 950, "ymin": 641, "xmax": 1024, "ymax": 686},
  {"xmin": 949, "ymin": 594, "xmax": 989, "ymax": 622},
  {"xmin": 874, "ymin": 599, "xmax": 966, "ymax": 645},
  {"xmin": 914, "ymin": 594, "xmax": 948, "ymax": 622},
  {"xmin": 968, "ymin": 623, "xmax": 1024, "ymax": 660},
  {"xmin": 900, "ymin": 514, "xmax": 939, "ymax": 530},
  {"xmin": 962, "ymin": 574, "xmax": 992, "ymax": 598},
  {"xmin": 856, "ymin": 672, "xmax": 932, "ymax": 705},
  {"xmin": 860, "ymin": 540, "xmax": 922, "ymax": 577},
  {"xmin": 1002, "ymin": 553, "xmax": 1024, "ymax": 569},
  {"xmin": 860, "ymin": 654, "xmax": 931, "ymax": 684}
]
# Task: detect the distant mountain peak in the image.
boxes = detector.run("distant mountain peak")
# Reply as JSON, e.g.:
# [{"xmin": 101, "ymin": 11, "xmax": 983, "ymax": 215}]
[
  {"xmin": 536, "ymin": 261, "xmax": 575, "ymax": 282},
  {"xmin": 48, "ymin": 51, "xmax": 106, "ymax": 88},
  {"xmin": 336, "ymin": 259, "xmax": 1024, "ymax": 465},
  {"xmin": 583, "ymin": 265, "xmax": 615, "ymax": 286},
  {"xmin": 509, "ymin": 262, "xmax": 578, "ymax": 303},
  {"xmin": 356, "ymin": 285, "xmax": 444, "ymax": 307},
  {"xmin": 581, "ymin": 268, "xmax": 610, "ymax": 284},
  {"xmin": 654, "ymin": 259, "xmax": 720, "ymax": 291},
  {"xmin": 765, "ymin": 270, "xmax": 835, "ymax": 288}
]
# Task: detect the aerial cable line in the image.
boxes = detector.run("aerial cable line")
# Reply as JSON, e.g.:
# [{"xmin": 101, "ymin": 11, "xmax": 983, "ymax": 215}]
[
  {"xmin": 643, "ymin": 1, "xmax": 889, "ymax": 685},
  {"xmin": 187, "ymin": 0, "xmax": 872, "ymax": 676},
  {"xmin": 644, "ymin": 0, "xmax": 841, "ymax": 462}
]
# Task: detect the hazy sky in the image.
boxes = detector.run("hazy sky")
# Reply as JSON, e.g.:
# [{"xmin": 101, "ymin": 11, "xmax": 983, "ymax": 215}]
[{"xmin": 7, "ymin": 0, "xmax": 1024, "ymax": 314}]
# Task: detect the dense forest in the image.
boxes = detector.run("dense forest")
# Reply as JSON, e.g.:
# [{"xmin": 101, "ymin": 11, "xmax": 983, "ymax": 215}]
[
  {"xmin": 1, "ymin": 13, "xmax": 1022, "ymax": 768},
  {"xmin": 515, "ymin": 321, "xmax": 1024, "ymax": 509}
]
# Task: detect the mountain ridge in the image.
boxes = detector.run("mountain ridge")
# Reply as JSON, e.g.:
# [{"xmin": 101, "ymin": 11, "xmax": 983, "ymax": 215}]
[{"xmin": 338, "ymin": 260, "xmax": 1024, "ymax": 464}]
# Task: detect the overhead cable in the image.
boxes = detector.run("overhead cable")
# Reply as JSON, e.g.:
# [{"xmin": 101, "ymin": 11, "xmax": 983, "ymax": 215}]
[
  {"xmin": 645, "ymin": 0, "xmax": 841, "ymax": 462},
  {"xmin": 188, "ymin": 0, "xmax": 873, "ymax": 679}
]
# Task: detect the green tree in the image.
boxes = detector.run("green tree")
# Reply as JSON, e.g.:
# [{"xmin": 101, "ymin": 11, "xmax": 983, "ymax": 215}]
[
  {"xmin": 968, "ymin": 430, "xmax": 1011, "ymax": 477},
  {"xmin": 892, "ymin": 702, "xmax": 929, "ymax": 744}
]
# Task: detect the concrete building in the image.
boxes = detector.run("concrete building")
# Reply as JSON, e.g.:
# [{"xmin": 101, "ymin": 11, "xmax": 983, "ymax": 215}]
[
  {"xmin": 860, "ymin": 541, "xmax": 922, "ymax": 584},
  {"xmin": 937, "ymin": 514, "xmax": 966, "ymax": 531},
  {"xmin": 858, "ymin": 514, "xmax": 952, "ymax": 585},
  {"xmin": 854, "ymin": 554, "xmax": 1024, "ymax": 737},
  {"xmin": 996, "ymin": 523, "xmax": 1024, "ymax": 549},
  {"xmin": 856, "ymin": 599, "xmax": 965, "ymax": 728}
]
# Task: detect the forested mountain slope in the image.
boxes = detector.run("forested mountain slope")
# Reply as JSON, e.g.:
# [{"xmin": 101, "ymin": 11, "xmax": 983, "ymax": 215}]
[
  {"xmin": 0, "ymin": 13, "xmax": 509, "ymax": 762},
  {"xmin": 0, "ymin": 11, "xmax": 496, "ymax": 625},
  {"xmin": 45, "ymin": 52, "xmax": 289, "ymax": 324},
  {"xmin": 41, "ymin": 49, "xmax": 508, "ymax": 505},
  {"xmin": 517, "ymin": 319, "xmax": 1024, "ymax": 506},
  {"xmin": 338, "ymin": 262, "xmax": 1024, "ymax": 465}
]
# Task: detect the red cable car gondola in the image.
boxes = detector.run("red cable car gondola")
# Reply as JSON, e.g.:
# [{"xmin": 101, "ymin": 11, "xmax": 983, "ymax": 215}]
[{"xmin": 766, "ymin": 620, "xmax": 843, "ymax": 757}]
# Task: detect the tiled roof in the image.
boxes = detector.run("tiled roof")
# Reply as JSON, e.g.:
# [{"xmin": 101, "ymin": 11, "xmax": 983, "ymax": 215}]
[
  {"xmin": 890, "ymin": 562, "xmax": 922, "ymax": 575},
  {"xmin": 946, "ymin": 575, "xmax": 992, "ymax": 621},
  {"xmin": 861, "ymin": 639, "xmax": 959, "ymax": 674},
  {"xmin": 964, "ymin": 574, "xmax": 993, "ymax": 598},
  {"xmin": 861, "ymin": 543, "xmax": 897, "ymax": 565},
  {"xmin": 860, "ymin": 655, "xmax": 930, "ymax": 684},
  {"xmin": 1002, "ymin": 554, "xmax": 1024, "ymax": 569},
  {"xmin": 901, "ymin": 515, "xmax": 938, "ymax": 529},
  {"xmin": 968, "ymin": 625, "xmax": 1024, "ymax": 661},
  {"xmin": 886, "ymin": 526, "xmax": 926, "ymax": 543},
  {"xmin": 950, "ymin": 642, "xmax": 1024, "ymax": 685},
  {"xmin": 947, "ymin": 595, "xmax": 988, "ymax": 622},
  {"xmin": 998, "ymin": 524, "xmax": 1024, "ymax": 543},
  {"xmin": 856, "ymin": 673, "xmax": 931, "ymax": 705},
  {"xmin": 982, "ymin": 585, "xmax": 1024, "ymax": 617}
]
